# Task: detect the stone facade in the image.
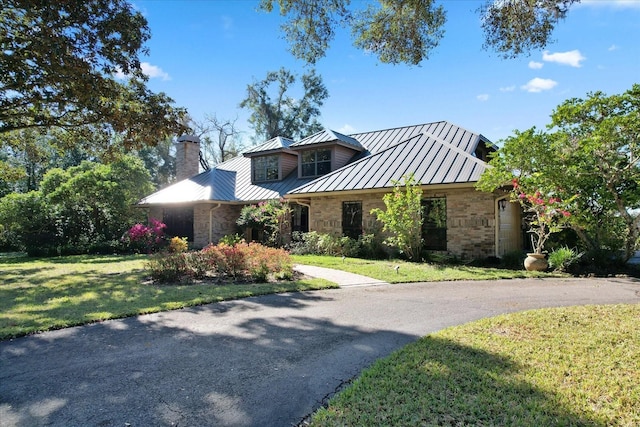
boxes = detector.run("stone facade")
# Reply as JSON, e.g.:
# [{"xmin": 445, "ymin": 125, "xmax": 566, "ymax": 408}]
[
  {"xmin": 304, "ymin": 187, "xmax": 496, "ymax": 260},
  {"xmin": 148, "ymin": 187, "xmax": 497, "ymax": 259}
]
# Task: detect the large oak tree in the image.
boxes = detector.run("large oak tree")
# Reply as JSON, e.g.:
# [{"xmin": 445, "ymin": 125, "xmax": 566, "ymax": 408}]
[
  {"xmin": 0, "ymin": 0, "xmax": 187, "ymax": 152},
  {"xmin": 261, "ymin": 0, "xmax": 581, "ymax": 65}
]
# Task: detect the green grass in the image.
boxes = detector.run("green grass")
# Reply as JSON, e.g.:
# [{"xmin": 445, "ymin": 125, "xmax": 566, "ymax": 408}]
[
  {"xmin": 0, "ymin": 254, "xmax": 336, "ymax": 340},
  {"xmin": 310, "ymin": 304, "xmax": 640, "ymax": 426},
  {"xmin": 292, "ymin": 254, "xmax": 563, "ymax": 283}
]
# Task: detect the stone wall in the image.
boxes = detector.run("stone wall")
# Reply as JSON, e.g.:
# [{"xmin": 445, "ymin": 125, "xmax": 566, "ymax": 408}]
[{"xmin": 306, "ymin": 187, "xmax": 496, "ymax": 260}]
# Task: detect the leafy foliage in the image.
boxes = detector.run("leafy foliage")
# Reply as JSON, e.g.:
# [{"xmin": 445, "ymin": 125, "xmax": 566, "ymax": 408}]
[
  {"xmin": 479, "ymin": 0, "xmax": 580, "ymax": 58},
  {"xmin": 237, "ymin": 199, "xmax": 292, "ymax": 247},
  {"xmin": 260, "ymin": 0, "xmax": 580, "ymax": 65},
  {"xmin": 289, "ymin": 231, "xmax": 387, "ymax": 259},
  {"xmin": 122, "ymin": 218, "xmax": 168, "ymax": 253},
  {"xmin": 370, "ymin": 174, "xmax": 423, "ymax": 261},
  {"xmin": 0, "ymin": 156, "xmax": 153, "ymax": 255},
  {"xmin": 240, "ymin": 68, "xmax": 328, "ymax": 141},
  {"xmin": 0, "ymin": 0, "xmax": 187, "ymax": 155},
  {"xmin": 478, "ymin": 84, "xmax": 640, "ymax": 261},
  {"xmin": 147, "ymin": 242, "xmax": 293, "ymax": 283}
]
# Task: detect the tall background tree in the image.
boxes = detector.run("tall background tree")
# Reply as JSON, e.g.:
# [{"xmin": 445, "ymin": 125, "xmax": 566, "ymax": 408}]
[
  {"xmin": 240, "ymin": 68, "xmax": 328, "ymax": 142},
  {"xmin": 190, "ymin": 115, "xmax": 244, "ymax": 167},
  {"xmin": 477, "ymin": 84, "xmax": 640, "ymax": 262},
  {"xmin": 260, "ymin": 0, "xmax": 581, "ymax": 65}
]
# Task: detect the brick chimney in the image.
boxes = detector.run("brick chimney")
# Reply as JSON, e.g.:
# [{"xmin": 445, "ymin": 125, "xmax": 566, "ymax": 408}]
[{"xmin": 175, "ymin": 135, "xmax": 201, "ymax": 181}]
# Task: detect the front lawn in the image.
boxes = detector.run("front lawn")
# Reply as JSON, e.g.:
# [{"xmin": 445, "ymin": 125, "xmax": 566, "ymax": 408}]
[
  {"xmin": 310, "ymin": 304, "xmax": 640, "ymax": 426},
  {"xmin": 291, "ymin": 254, "xmax": 563, "ymax": 282},
  {"xmin": 0, "ymin": 254, "xmax": 335, "ymax": 340}
]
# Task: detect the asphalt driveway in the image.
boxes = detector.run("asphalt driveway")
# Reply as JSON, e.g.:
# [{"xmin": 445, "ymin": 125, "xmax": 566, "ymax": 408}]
[{"xmin": 1, "ymin": 277, "xmax": 639, "ymax": 426}]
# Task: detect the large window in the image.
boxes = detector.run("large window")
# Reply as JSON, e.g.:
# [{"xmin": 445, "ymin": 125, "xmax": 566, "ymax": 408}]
[
  {"xmin": 342, "ymin": 201, "xmax": 362, "ymax": 239},
  {"xmin": 422, "ymin": 198, "xmax": 447, "ymax": 250},
  {"xmin": 163, "ymin": 207, "xmax": 194, "ymax": 243},
  {"xmin": 252, "ymin": 155, "xmax": 279, "ymax": 182},
  {"xmin": 301, "ymin": 148, "xmax": 331, "ymax": 177}
]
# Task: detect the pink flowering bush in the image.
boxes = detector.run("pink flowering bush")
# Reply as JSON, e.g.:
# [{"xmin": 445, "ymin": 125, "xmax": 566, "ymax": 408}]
[
  {"xmin": 513, "ymin": 179, "xmax": 572, "ymax": 254},
  {"xmin": 123, "ymin": 218, "xmax": 167, "ymax": 253}
]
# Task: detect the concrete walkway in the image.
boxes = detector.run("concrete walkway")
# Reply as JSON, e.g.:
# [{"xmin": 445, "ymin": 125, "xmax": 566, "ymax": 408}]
[{"xmin": 294, "ymin": 264, "xmax": 388, "ymax": 287}]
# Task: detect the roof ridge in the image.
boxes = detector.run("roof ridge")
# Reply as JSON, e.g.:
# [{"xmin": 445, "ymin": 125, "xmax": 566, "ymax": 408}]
[{"xmin": 347, "ymin": 120, "xmax": 447, "ymax": 138}]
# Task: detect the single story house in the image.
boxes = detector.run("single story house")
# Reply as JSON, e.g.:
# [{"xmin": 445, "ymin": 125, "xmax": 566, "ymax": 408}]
[{"xmin": 138, "ymin": 121, "xmax": 522, "ymax": 260}]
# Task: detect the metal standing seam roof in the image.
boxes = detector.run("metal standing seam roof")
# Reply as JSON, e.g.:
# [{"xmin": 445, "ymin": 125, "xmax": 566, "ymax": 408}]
[
  {"xmin": 242, "ymin": 136, "xmax": 295, "ymax": 155},
  {"xmin": 287, "ymin": 132, "xmax": 487, "ymax": 195},
  {"xmin": 290, "ymin": 129, "xmax": 364, "ymax": 151},
  {"xmin": 137, "ymin": 121, "xmax": 490, "ymax": 205}
]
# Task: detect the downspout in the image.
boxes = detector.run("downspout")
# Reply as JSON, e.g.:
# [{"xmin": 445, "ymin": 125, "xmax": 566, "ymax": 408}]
[{"xmin": 209, "ymin": 203, "xmax": 222, "ymax": 245}]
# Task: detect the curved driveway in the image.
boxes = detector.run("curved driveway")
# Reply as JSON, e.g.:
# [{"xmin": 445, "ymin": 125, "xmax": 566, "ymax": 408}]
[{"xmin": 1, "ymin": 276, "xmax": 639, "ymax": 426}]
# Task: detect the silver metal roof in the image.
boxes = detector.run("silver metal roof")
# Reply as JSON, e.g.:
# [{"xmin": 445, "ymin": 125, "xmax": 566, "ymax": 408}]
[
  {"xmin": 242, "ymin": 136, "xmax": 295, "ymax": 156},
  {"xmin": 290, "ymin": 129, "xmax": 364, "ymax": 151},
  {"xmin": 138, "ymin": 121, "xmax": 490, "ymax": 205},
  {"xmin": 288, "ymin": 132, "xmax": 487, "ymax": 195}
]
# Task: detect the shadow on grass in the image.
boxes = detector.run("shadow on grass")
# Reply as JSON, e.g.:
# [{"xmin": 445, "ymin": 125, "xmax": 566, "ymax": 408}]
[{"xmin": 316, "ymin": 335, "xmax": 600, "ymax": 426}]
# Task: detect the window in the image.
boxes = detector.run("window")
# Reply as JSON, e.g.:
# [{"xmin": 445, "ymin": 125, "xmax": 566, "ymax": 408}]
[
  {"xmin": 342, "ymin": 201, "xmax": 362, "ymax": 239},
  {"xmin": 301, "ymin": 148, "xmax": 331, "ymax": 177},
  {"xmin": 252, "ymin": 155, "xmax": 279, "ymax": 182},
  {"xmin": 422, "ymin": 198, "xmax": 447, "ymax": 250},
  {"xmin": 163, "ymin": 207, "xmax": 194, "ymax": 243}
]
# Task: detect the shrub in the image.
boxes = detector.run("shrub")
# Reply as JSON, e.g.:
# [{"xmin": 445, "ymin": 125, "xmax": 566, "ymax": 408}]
[
  {"xmin": 548, "ymin": 246, "xmax": 580, "ymax": 272},
  {"xmin": 215, "ymin": 243, "xmax": 247, "ymax": 279},
  {"xmin": 122, "ymin": 218, "xmax": 167, "ymax": 253},
  {"xmin": 168, "ymin": 236, "xmax": 188, "ymax": 253},
  {"xmin": 146, "ymin": 252, "xmax": 191, "ymax": 283},
  {"xmin": 244, "ymin": 242, "xmax": 293, "ymax": 281},
  {"xmin": 219, "ymin": 234, "xmax": 245, "ymax": 246}
]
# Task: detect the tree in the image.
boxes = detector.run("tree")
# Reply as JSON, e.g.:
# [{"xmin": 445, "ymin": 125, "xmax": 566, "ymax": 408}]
[
  {"xmin": 370, "ymin": 173, "xmax": 423, "ymax": 261},
  {"xmin": 260, "ymin": 0, "xmax": 581, "ymax": 65},
  {"xmin": 477, "ymin": 84, "xmax": 640, "ymax": 261},
  {"xmin": 240, "ymin": 68, "xmax": 328, "ymax": 141},
  {"xmin": 190, "ymin": 115, "xmax": 244, "ymax": 166},
  {"xmin": 0, "ymin": 155, "xmax": 153, "ymax": 255},
  {"xmin": 1, "ymin": 0, "xmax": 187, "ymax": 153}
]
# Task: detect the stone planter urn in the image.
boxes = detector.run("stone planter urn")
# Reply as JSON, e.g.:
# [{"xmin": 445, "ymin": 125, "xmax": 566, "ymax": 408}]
[{"xmin": 524, "ymin": 253, "xmax": 548, "ymax": 271}]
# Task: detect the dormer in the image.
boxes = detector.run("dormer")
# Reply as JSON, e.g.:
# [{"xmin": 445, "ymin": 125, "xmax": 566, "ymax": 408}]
[
  {"xmin": 473, "ymin": 135, "xmax": 497, "ymax": 162},
  {"xmin": 290, "ymin": 129, "xmax": 364, "ymax": 178},
  {"xmin": 243, "ymin": 136, "xmax": 298, "ymax": 183}
]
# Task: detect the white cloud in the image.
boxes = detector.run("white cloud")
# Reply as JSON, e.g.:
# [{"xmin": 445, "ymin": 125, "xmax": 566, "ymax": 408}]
[
  {"xmin": 499, "ymin": 85, "xmax": 516, "ymax": 92},
  {"xmin": 338, "ymin": 124, "xmax": 356, "ymax": 134},
  {"xmin": 528, "ymin": 61, "xmax": 544, "ymax": 69},
  {"xmin": 477, "ymin": 94, "xmax": 490, "ymax": 101},
  {"xmin": 114, "ymin": 62, "xmax": 171, "ymax": 81},
  {"xmin": 608, "ymin": 44, "xmax": 620, "ymax": 51},
  {"xmin": 141, "ymin": 62, "xmax": 171, "ymax": 80},
  {"xmin": 542, "ymin": 50, "xmax": 586, "ymax": 67},
  {"xmin": 521, "ymin": 78, "xmax": 558, "ymax": 93}
]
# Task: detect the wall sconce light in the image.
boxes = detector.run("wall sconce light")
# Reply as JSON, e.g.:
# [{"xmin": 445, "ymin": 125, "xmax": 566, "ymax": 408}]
[{"xmin": 498, "ymin": 199, "xmax": 507, "ymax": 211}]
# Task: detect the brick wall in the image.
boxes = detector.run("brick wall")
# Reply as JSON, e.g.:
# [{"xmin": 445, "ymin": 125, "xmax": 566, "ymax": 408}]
[
  {"xmin": 193, "ymin": 204, "xmax": 243, "ymax": 248},
  {"xmin": 306, "ymin": 187, "xmax": 496, "ymax": 260}
]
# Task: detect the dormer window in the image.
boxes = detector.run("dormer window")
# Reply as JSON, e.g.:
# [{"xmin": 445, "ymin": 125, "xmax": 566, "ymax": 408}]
[
  {"xmin": 253, "ymin": 155, "xmax": 279, "ymax": 182},
  {"xmin": 301, "ymin": 148, "xmax": 331, "ymax": 177}
]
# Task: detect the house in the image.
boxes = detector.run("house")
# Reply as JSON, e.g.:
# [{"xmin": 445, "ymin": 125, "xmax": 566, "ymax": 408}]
[{"xmin": 138, "ymin": 121, "xmax": 522, "ymax": 260}]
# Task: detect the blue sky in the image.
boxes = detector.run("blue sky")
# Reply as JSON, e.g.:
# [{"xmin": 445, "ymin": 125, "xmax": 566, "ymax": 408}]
[{"xmin": 132, "ymin": 0, "xmax": 640, "ymax": 145}]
